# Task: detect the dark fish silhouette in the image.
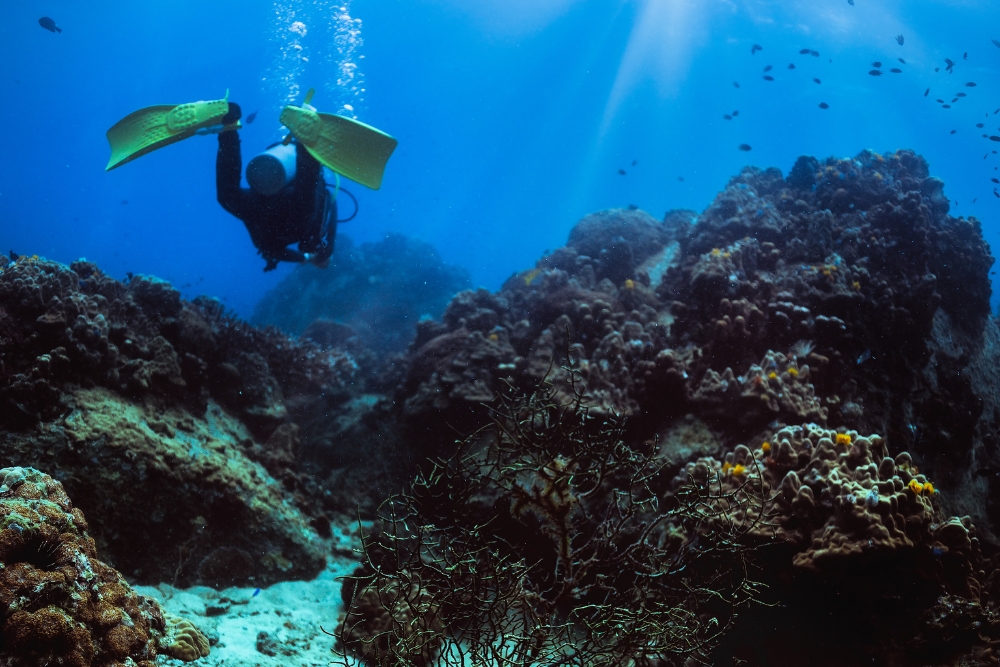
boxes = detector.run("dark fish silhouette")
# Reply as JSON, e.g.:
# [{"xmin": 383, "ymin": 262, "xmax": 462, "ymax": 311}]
[
  {"xmin": 896, "ymin": 34, "xmax": 904, "ymax": 45},
  {"xmin": 848, "ymin": 0, "xmax": 854, "ymax": 5},
  {"xmin": 966, "ymin": 81, "xmax": 977, "ymax": 87},
  {"xmin": 963, "ymin": 52, "xmax": 968, "ymax": 60},
  {"xmin": 898, "ymin": 58, "xmax": 906, "ymax": 64},
  {"xmin": 799, "ymin": 48, "xmax": 812, "ymax": 55},
  {"xmin": 814, "ymin": 78, "xmax": 822, "ymax": 84},
  {"xmin": 678, "ymin": 176, "xmax": 684, "ymax": 181},
  {"xmin": 763, "ymin": 75, "xmax": 774, "ymax": 81},
  {"xmin": 924, "ymin": 88, "xmax": 930, "ymax": 96},
  {"xmin": 38, "ymin": 17, "xmax": 61, "ymax": 33},
  {"xmin": 631, "ymin": 159, "xmax": 637, "ymax": 166},
  {"xmin": 752, "ymin": 44, "xmax": 763, "ymax": 55},
  {"xmin": 936, "ymin": 99, "xmax": 945, "ymax": 103},
  {"xmin": 991, "ymin": 136, "xmax": 1000, "ymax": 141},
  {"xmin": 723, "ymin": 114, "xmax": 732, "ymax": 120},
  {"xmin": 810, "ymin": 50, "xmax": 820, "ymax": 57},
  {"xmin": 618, "ymin": 169, "xmax": 626, "ymax": 175},
  {"xmin": 945, "ymin": 58, "xmax": 955, "ymax": 72},
  {"xmin": 738, "ymin": 144, "xmax": 752, "ymax": 151},
  {"xmin": 956, "ymin": 92, "xmax": 966, "ymax": 97},
  {"xmin": 763, "ymin": 65, "xmax": 773, "ymax": 72},
  {"xmin": 818, "ymin": 102, "xmax": 829, "ymax": 109},
  {"xmin": 733, "ymin": 81, "xmax": 740, "ymax": 88},
  {"xmin": 872, "ymin": 61, "xmax": 882, "ymax": 68},
  {"xmin": 951, "ymin": 130, "xmax": 957, "ymax": 134},
  {"xmin": 992, "ymin": 178, "xmax": 999, "ymax": 183},
  {"xmin": 943, "ymin": 104, "xmax": 952, "ymax": 109},
  {"xmin": 869, "ymin": 70, "xmax": 883, "ymax": 76},
  {"xmin": 246, "ymin": 111, "xmax": 258, "ymax": 124},
  {"xmin": 788, "ymin": 63, "xmax": 796, "ymax": 69},
  {"xmin": 890, "ymin": 68, "xmax": 902, "ymax": 73},
  {"xmin": 993, "ymin": 39, "xmax": 1000, "ymax": 48},
  {"xmin": 952, "ymin": 98, "xmax": 958, "ymax": 103},
  {"xmin": 995, "ymin": 108, "xmax": 1000, "ymax": 114},
  {"xmin": 732, "ymin": 110, "xmax": 740, "ymax": 116},
  {"xmin": 978, "ymin": 123, "xmax": 985, "ymax": 128}
]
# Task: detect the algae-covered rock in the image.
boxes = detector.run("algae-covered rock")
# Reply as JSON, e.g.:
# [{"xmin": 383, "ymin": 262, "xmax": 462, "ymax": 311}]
[{"xmin": 0, "ymin": 387, "xmax": 327, "ymax": 587}]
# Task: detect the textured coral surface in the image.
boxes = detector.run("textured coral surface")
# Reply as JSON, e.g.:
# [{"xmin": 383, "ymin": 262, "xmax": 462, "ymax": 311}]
[{"xmin": 0, "ymin": 467, "xmax": 166, "ymax": 667}]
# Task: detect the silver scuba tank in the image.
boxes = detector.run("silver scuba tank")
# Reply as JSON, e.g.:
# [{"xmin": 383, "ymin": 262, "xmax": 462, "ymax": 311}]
[{"xmin": 246, "ymin": 143, "xmax": 297, "ymax": 195}]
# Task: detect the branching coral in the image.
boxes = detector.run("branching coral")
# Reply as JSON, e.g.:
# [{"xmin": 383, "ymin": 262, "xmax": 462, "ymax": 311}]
[{"xmin": 335, "ymin": 368, "xmax": 773, "ymax": 667}]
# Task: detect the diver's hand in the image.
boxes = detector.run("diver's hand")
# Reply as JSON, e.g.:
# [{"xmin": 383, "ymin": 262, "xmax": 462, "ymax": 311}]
[{"xmin": 221, "ymin": 102, "xmax": 242, "ymax": 125}]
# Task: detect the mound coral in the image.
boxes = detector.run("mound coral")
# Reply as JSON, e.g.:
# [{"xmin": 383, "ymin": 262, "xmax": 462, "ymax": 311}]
[{"xmin": 0, "ymin": 466, "xmax": 209, "ymax": 666}]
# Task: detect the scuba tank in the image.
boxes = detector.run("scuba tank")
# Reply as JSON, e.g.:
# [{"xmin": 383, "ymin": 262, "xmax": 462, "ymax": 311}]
[{"xmin": 246, "ymin": 143, "xmax": 297, "ymax": 195}]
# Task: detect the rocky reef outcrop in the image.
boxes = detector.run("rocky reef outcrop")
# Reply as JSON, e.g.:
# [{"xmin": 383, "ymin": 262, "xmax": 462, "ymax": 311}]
[
  {"xmin": 397, "ymin": 150, "xmax": 1000, "ymax": 538},
  {"xmin": 0, "ymin": 256, "xmax": 356, "ymax": 586}
]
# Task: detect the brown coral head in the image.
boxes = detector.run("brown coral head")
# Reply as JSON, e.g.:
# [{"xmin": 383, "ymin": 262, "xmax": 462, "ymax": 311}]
[{"xmin": 158, "ymin": 614, "xmax": 210, "ymax": 661}]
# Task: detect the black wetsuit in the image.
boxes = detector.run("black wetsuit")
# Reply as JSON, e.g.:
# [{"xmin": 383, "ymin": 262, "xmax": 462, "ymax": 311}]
[{"xmin": 217, "ymin": 130, "xmax": 336, "ymax": 271}]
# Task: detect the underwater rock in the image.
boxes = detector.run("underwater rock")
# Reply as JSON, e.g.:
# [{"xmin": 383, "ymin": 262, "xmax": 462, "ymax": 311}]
[
  {"xmin": 252, "ymin": 233, "xmax": 471, "ymax": 354},
  {"xmin": 0, "ymin": 466, "xmax": 193, "ymax": 666}
]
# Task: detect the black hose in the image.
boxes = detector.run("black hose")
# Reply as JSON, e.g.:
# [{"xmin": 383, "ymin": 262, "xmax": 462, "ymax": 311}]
[{"xmin": 334, "ymin": 186, "xmax": 359, "ymax": 222}]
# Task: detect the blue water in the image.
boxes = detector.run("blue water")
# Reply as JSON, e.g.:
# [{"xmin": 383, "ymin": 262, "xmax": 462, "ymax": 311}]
[{"xmin": 2, "ymin": 0, "xmax": 999, "ymax": 317}]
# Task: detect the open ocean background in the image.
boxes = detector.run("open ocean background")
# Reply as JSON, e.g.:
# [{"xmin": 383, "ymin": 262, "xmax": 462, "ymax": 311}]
[{"xmin": 2, "ymin": 0, "xmax": 999, "ymax": 317}]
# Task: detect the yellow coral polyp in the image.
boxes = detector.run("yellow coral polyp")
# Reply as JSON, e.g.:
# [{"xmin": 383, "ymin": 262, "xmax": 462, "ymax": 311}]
[
  {"xmin": 721, "ymin": 462, "xmax": 732, "ymax": 474},
  {"xmin": 767, "ymin": 371, "xmax": 777, "ymax": 380},
  {"xmin": 922, "ymin": 482, "xmax": 936, "ymax": 496},
  {"xmin": 623, "ymin": 279, "xmax": 635, "ymax": 290},
  {"xmin": 852, "ymin": 280, "xmax": 861, "ymax": 290},
  {"xmin": 732, "ymin": 464, "xmax": 747, "ymax": 477},
  {"xmin": 488, "ymin": 333, "xmax": 499, "ymax": 342},
  {"xmin": 835, "ymin": 433, "xmax": 852, "ymax": 446},
  {"xmin": 711, "ymin": 248, "xmax": 722, "ymax": 257},
  {"xmin": 761, "ymin": 442, "xmax": 771, "ymax": 454},
  {"xmin": 908, "ymin": 479, "xmax": 923, "ymax": 495},
  {"xmin": 522, "ymin": 268, "xmax": 542, "ymax": 286},
  {"xmin": 786, "ymin": 367, "xmax": 799, "ymax": 378}
]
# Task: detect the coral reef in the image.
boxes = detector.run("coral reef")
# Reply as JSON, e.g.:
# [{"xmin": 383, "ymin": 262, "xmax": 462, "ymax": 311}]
[
  {"xmin": 0, "ymin": 256, "xmax": 353, "ymax": 585},
  {"xmin": 0, "ymin": 466, "xmax": 207, "ymax": 666},
  {"xmin": 395, "ymin": 150, "xmax": 1000, "ymax": 538},
  {"xmin": 252, "ymin": 233, "xmax": 471, "ymax": 353}
]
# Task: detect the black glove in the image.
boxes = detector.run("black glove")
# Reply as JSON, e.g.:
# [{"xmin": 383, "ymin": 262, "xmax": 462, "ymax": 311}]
[{"xmin": 221, "ymin": 102, "xmax": 241, "ymax": 125}]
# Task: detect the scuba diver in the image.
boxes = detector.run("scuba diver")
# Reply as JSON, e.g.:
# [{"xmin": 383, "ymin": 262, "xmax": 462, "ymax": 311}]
[
  {"xmin": 216, "ymin": 102, "xmax": 335, "ymax": 271},
  {"xmin": 103, "ymin": 90, "xmax": 397, "ymax": 272}
]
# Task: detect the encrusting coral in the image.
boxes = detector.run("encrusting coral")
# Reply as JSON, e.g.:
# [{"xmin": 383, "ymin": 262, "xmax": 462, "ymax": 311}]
[{"xmin": 0, "ymin": 466, "xmax": 210, "ymax": 665}]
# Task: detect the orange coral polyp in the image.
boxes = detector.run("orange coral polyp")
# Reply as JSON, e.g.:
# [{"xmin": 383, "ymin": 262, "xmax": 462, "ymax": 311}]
[
  {"xmin": 835, "ymin": 433, "xmax": 852, "ymax": 446},
  {"xmin": 908, "ymin": 479, "xmax": 923, "ymax": 495}
]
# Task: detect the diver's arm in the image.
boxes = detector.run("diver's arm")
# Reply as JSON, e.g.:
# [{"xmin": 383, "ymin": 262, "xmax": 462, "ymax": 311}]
[{"xmin": 216, "ymin": 131, "xmax": 247, "ymax": 214}]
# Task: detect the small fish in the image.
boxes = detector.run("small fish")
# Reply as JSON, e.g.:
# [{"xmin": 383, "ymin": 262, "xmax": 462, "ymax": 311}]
[
  {"xmin": 252, "ymin": 588, "xmax": 261, "ymax": 597},
  {"xmin": 936, "ymin": 99, "xmax": 945, "ymax": 103},
  {"xmin": 810, "ymin": 50, "xmax": 820, "ymax": 57},
  {"xmin": 951, "ymin": 130, "xmax": 957, "ymax": 134},
  {"xmin": 752, "ymin": 44, "xmax": 763, "ymax": 55},
  {"xmin": 978, "ymin": 123, "xmax": 986, "ymax": 128},
  {"xmin": 38, "ymin": 16, "xmax": 62, "ymax": 33},
  {"xmin": 818, "ymin": 102, "xmax": 829, "ymax": 109},
  {"xmin": 733, "ymin": 81, "xmax": 741, "ymax": 88},
  {"xmin": 952, "ymin": 98, "xmax": 958, "ymax": 103},
  {"xmin": 723, "ymin": 114, "xmax": 733, "ymax": 120},
  {"xmin": 943, "ymin": 104, "xmax": 952, "ymax": 109},
  {"xmin": 869, "ymin": 70, "xmax": 883, "ymax": 76},
  {"xmin": 973, "ymin": 198, "xmax": 977, "ymax": 203},
  {"xmin": 677, "ymin": 176, "xmax": 685, "ymax": 181},
  {"xmin": 618, "ymin": 169, "xmax": 626, "ymax": 175},
  {"xmin": 848, "ymin": 0, "xmax": 854, "ymax": 5},
  {"xmin": 872, "ymin": 61, "xmax": 882, "ymax": 68},
  {"xmin": 991, "ymin": 177, "xmax": 999, "ymax": 183},
  {"xmin": 246, "ymin": 110, "xmax": 258, "ymax": 124},
  {"xmin": 993, "ymin": 39, "xmax": 1000, "ymax": 49},
  {"xmin": 956, "ymin": 93, "xmax": 966, "ymax": 97},
  {"xmin": 963, "ymin": 52, "xmax": 968, "ymax": 60},
  {"xmin": 966, "ymin": 81, "xmax": 977, "ymax": 87},
  {"xmin": 121, "ymin": 200, "xmax": 128, "ymax": 205},
  {"xmin": 924, "ymin": 88, "xmax": 929, "ymax": 97},
  {"xmin": 995, "ymin": 190, "xmax": 1000, "ymax": 198},
  {"xmin": 995, "ymin": 108, "xmax": 1000, "ymax": 114},
  {"xmin": 896, "ymin": 34, "xmax": 904, "ymax": 46},
  {"xmin": 763, "ymin": 65, "xmax": 773, "ymax": 72},
  {"xmin": 631, "ymin": 159, "xmax": 638, "ymax": 166},
  {"xmin": 763, "ymin": 75, "xmax": 775, "ymax": 81},
  {"xmin": 814, "ymin": 78, "xmax": 822, "ymax": 84},
  {"xmin": 890, "ymin": 68, "xmax": 902, "ymax": 73},
  {"xmin": 856, "ymin": 349, "xmax": 872, "ymax": 365},
  {"xmin": 732, "ymin": 110, "xmax": 739, "ymax": 116},
  {"xmin": 935, "ymin": 67, "xmax": 940, "ymax": 72},
  {"xmin": 898, "ymin": 58, "xmax": 906, "ymax": 64},
  {"xmin": 945, "ymin": 58, "xmax": 955, "ymax": 72},
  {"xmin": 799, "ymin": 48, "xmax": 812, "ymax": 55},
  {"xmin": 788, "ymin": 63, "xmax": 796, "ymax": 70},
  {"xmin": 991, "ymin": 136, "xmax": 1000, "ymax": 141},
  {"xmin": 738, "ymin": 144, "xmax": 752, "ymax": 151}
]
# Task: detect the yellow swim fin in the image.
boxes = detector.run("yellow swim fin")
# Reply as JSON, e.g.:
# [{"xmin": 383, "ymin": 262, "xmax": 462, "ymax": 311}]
[
  {"xmin": 279, "ymin": 103, "xmax": 397, "ymax": 190},
  {"xmin": 105, "ymin": 93, "xmax": 235, "ymax": 171}
]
